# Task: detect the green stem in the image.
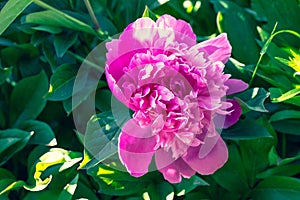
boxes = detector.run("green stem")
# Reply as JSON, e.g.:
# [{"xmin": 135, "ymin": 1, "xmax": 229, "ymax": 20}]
[
  {"xmin": 67, "ymin": 51, "xmax": 104, "ymax": 72},
  {"xmin": 249, "ymin": 23, "xmax": 300, "ymax": 86},
  {"xmin": 83, "ymin": 0, "xmax": 101, "ymax": 31},
  {"xmin": 249, "ymin": 22, "xmax": 278, "ymax": 86},
  {"xmin": 32, "ymin": 0, "xmax": 95, "ymax": 35}
]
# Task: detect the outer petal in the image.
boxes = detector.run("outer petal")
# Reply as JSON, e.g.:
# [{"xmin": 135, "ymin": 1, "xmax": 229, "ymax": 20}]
[
  {"xmin": 225, "ymin": 79, "xmax": 248, "ymax": 95},
  {"xmin": 223, "ymin": 99, "xmax": 242, "ymax": 129},
  {"xmin": 119, "ymin": 119, "xmax": 156, "ymax": 177},
  {"xmin": 156, "ymin": 14, "xmax": 196, "ymax": 46},
  {"xmin": 106, "ymin": 17, "xmax": 157, "ymax": 66},
  {"xmin": 182, "ymin": 135, "xmax": 228, "ymax": 175},
  {"xmin": 196, "ymin": 33, "xmax": 232, "ymax": 63},
  {"xmin": 155, "ymin": 149, "xmax": 195, "ymax": 183}
]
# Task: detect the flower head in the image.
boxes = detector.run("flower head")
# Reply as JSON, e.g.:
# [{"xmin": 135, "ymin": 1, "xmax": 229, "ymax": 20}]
[{"xmin": 105, "ymin": 15, "xmax": 247, "ymax": 183}]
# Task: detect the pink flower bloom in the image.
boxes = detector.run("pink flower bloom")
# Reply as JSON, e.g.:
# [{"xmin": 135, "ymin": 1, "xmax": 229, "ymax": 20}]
[{"xmin": 105, "ymin": 15, "xmax": 247, "ymax": 183}]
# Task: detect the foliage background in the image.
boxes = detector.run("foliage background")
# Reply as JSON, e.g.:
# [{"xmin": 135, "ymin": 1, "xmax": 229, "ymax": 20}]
[{"xmin": 0, "ymin": 0, "xmax": 300, "ymax": 199}]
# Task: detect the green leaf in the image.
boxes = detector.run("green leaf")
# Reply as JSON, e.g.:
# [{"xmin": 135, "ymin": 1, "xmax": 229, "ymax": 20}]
[
  {"xmin": 0, "ymin": 168, "xmax": 15, "ymax": 196},
  {"xmin": 0, "ymin": 0, "xmax": 33, "ymax": 35},
  {"xmin": 240, "ymin": 137, "xmax": 274, "ymax": 187},
  {"xmin": 251, "ymin": 176, "xmax": 300, "ymax": 200},
  {"xmin": 272, "ymin": 88, "xmax": 300, "ymax": 103},
  {"xmin": 25, "ymin": 148, "xmax": 82, "ymax": 192},
  {"xmin": 271, "ymin": 119, "xmax": 300, "ymax": 135},
  {"xmin": 142, "ymin": 6, "xmax": 158, "ymax": 20},
  {"xmin": 95, "ymin": 89, "xmax": 112, "ymax": 112},
  {"xmin": 87, "ymin": 164, "xmax": 149, "ymax": 196},
  {"xmin": 54, "ymin": 32, "xmax": 78, "ymax": 57},
  {"xmin": 256, "ymin": 164, "xmax": 300, "ymax": 179},
  {"xmin": 31, "ymin": 25, "xmax": 62, "ymax": 34},
  {"xmin": 10, "ymin": 71, "xmax": 48, "ymax": 126},
  {"xmin": 0, "ymin": 180, "xmax": 27, "ymax": 196},
  {"xmin": 47, "ymin": 64, "xmax": 77, "ymax": 101},
  {"xmin": 80, "ymin": 111, "xmax": 128, "ymax": 169},
  {"xmin": 18, "ymin": 120, "xmax": 57, "ymax": 146},
  {"xmin": 0, "ymin": 168, "xmax": 15, "ymax": 180},
  {"xmin": 0, "ymin": 68, "xmax": 12, "ymax": 85},
  {"xmin": 0, "ymin": 129, "xmax": 32, "ymax": 166},
  {"xmin": 251, "ymin": 0, "xmax": 300, "ymax": 48},
  {"xmin": 23, "ymin": 190, "xmax": 60, "ymax": 200},
  {"xmin": 235, "ymin": 87, "xmax": 270, "ymax": 112},
  {"xmin": 270, "ymin": 110, "xmax": 300, "ymax": 122},
  {"xmin": 174, "ymin": 176, "xmax": 209, "ymax": 196},
  {"xmin": 222, "ymin": 117, "xmax": 272, "ymax": 140},
  {"xmin": 212, "ymin": 0, "xmax": 260, "ymax": 64},
  {"xmin": 269, "ymin": 88, "xmax": 300, "ymax": 107},
  {"xmin": 213, "ymin": 144, "xmax": 249, "ymax": 194},
  {"xmin": 148, "ymin": 182, "xmax": 174, "ymax": 200},
  {"xmin": 58, "ymin": 174, "xmax": 79, "ymax": 200},
  {"xmin": 25, "ymin": 10, "xmax": 95, "ymax": 34}
]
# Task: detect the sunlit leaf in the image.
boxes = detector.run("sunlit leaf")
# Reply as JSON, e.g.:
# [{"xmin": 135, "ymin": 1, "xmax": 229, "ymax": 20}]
[{"xmin": 0, "ymin": 0, "xmax": 33, "ymax": 35}]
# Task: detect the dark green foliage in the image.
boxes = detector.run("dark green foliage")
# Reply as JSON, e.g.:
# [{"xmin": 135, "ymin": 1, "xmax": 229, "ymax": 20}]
[{"xmin": 0, "ymin": 0, "xmax": 300, "ymax": 199}]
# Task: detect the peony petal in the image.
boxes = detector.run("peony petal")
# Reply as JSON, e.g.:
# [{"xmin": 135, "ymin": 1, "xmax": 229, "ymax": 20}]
[
  {"xmin": 156, "ymin": 14, "xmax": 196, "ymax": 46},
  {"xmin": 155, "ymin": 149, "xmax": 195, "ymax": 183},
  {"xmin": 223, "ymin": 99, "xmax": 242, "ymax": 129},
  {"xmin": 119, "ymin": 120, "xmax": 156, "ymax": 177},
  {"xmin": 225, "ymin": 79, "xmax": 248, "ymax": 95},
  {"xmin": 196, "ymin": 33, "xmax": 232, "ymax": 63},
  {"xmin": 182, "ymin": 136, "xmax": 228, "ymax": 175}
]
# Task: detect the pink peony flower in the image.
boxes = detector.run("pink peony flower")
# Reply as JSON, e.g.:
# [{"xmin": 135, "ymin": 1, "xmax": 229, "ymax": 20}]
[{"xmin": 105, "ymin": 15, "xmax": 248, "ymax": 183}]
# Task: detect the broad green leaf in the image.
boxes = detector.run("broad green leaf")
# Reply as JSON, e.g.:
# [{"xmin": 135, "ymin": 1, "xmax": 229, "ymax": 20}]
[
  {"xmin": 240, "ymin": 137, "xmax": 274, "ymax": 187},
  {"xmin": 271, "ymin": 119, "xmax": 300, "ymax": 135},
  {"xmin": 147, "ymin": 182, "xmax": 174, "ymax": 200},
  {"xmin": 251, "ymin": 176, "xmax": 300, "ymax": 200},
  {"xmin": 0, "ymin": 0, "xmax": 33, "ymax": 35},
  {"xmin": 47, "ymin": 64, "xmax": 77, "ymax": 101},
  {"xmin": 54, "ymin": 32, "xmax": 78, "ymax": 57},
  {"xmin": 235, "ymin": 87, "xmax": 269, "ymax": 112},
  {"xmin": 18, "ymin": 120, "xmax": 57, "ymax": 146},
  {"xmin": 25, "ymin": 10, "xmax": 95, "ymax": 34},
  {"xmin": 213, "ymin": 144, "xmax": 249, "ymax": 194},
  {"xmin": 174, "ymin": 176, "xmax": 209, "ymax": 196},
  {"xmin": 0, "ymin": 67, "xmax": 12, "ymax": 85},
  {"xmin": 251, "ymin": 0, "xmax": 300, "ymax": 47},
  {"xmin": 10, "ymin": 71, "xmax": 48, "ymax": 126},
  {"xmin": 80, "ymin": 111, "xmax": 128, "ymax": 169},
  {"xmin": 72, "ymin": 178, "xmax": 99, "ymax": 200},
  {"xmin": 95, "ymin": 89, "xmax": 112, "ymax": 112},
  {"xmin": 270, "ymin": 110, "xmax": 300, "ymax": 122},
  {"xmin": 222, "ymin": 117, "xmax": 272, "ymax": 140},
  {"xmin": 58, "ymin": 174, "xmax": 79, "ymax": 200},
  {"xmin": 23, "ymin": 190, "xmax": 60, "ymax": 200},
  {"xmin": 87, "ymin": 164, "xmax": 149, "ymax": 196},
  {"xmin": 279, "ymin": 155, "xmax": 300, "ymax": 166},
  {"xmin": 212, "ymin": 0, "xmax": 260, "ymax": 64},
  {"xmin": 0, "ymin": 37, "xmax": 16, "ymax": 47},
  {"xmin": 31, "ymin": 25, "xmax": 62, "ymax": 34},
  {"xmin": 256, "ymin": 164, "xmax": 300, "ymax": 179},
  {"xmin": 0, "ymin": 129, "xmax": 32, "ymax": 166},
  {"xmin": 0, "ymin": 168, "xmax": 15, "ymax": 180}
]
